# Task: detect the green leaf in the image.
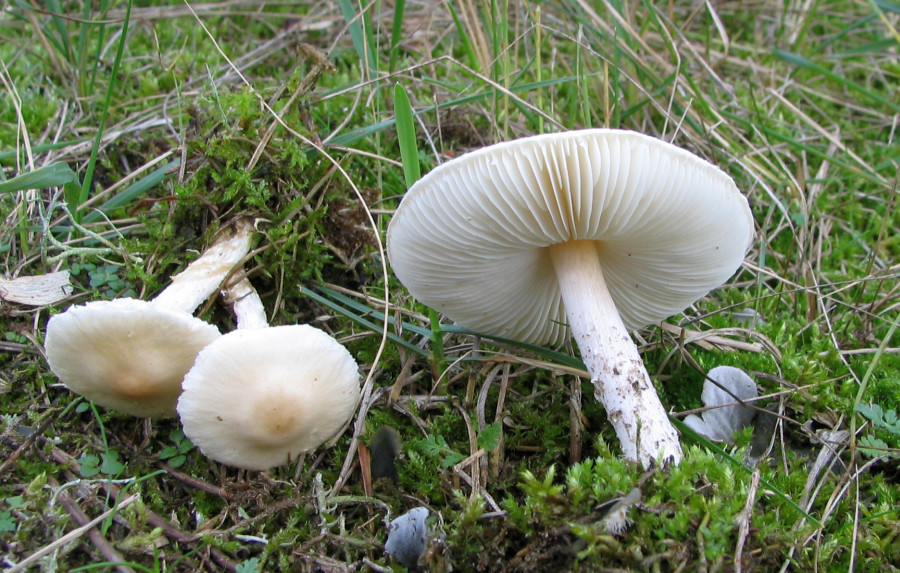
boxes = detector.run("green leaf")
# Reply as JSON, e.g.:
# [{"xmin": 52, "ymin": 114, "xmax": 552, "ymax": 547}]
[
  {"xmin": 855, "ymin": 402, "xmax": 884, "ymax": 423},
  {"xmin": 394, "ymin": 83, "xmax": 421, "ymax": 189},
  {"xmin": 6, "ymin": 496, "xmax": 25, "ymax": 509},
  {"xmin": 477, "ymin": 422, "xmax": 502, "ymax": 452},
  {"xmin": 236, "ymin": 558, "xmax": 262, "ymax": 573},
  {"xmin": 0, "ymin": 162, "xmax": 79, "ymax": 194},
  {"xmin": 78, "ymin": 454, "xmax": 101, "ymax": 477},
  {"xmin": 856, "ymin": 403, "xmax": 900, "ymax": 434},
  {"xmin": 159, "ymin": 446, "xmax": 178, "ymax": 460},
  {"xmin": 0, "ymin": 511, "xmax": 16, "ymax": 533},
  {"xmin": 178, "ymin": 439, "xmax": 194, "ymax": 454},
  {"xmin": 859, "ymin": 436, "xmax": 892, "ymax": 458},
  {"xmin": 99, "ymin": 451, "xmax": 125, "ymax": 476},
  {"xmin": 418, "ymin": 434, "xmax": 450, "ymax": 458}
]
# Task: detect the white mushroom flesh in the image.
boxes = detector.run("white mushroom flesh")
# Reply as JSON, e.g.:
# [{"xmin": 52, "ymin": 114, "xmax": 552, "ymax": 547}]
[
  {"xmin": 549, "ymin": 239, "xmax": 681, "ymax": 465},
  {"xmin": 151, "ymin": 218, "xmax": 255, "ymax": 314}
]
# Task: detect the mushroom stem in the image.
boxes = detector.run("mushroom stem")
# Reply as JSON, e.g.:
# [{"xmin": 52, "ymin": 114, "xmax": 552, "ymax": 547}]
[
  {"xmin": 150, "ymin": 219, "xmax": 255, "ymax": 314},
  {"xmin": 548, "ymin": 240, "xmax": 683, "ymax": 468},
  {"xmin": 223, "ymin": 276, "xmax": 268, "ymax": 330}
]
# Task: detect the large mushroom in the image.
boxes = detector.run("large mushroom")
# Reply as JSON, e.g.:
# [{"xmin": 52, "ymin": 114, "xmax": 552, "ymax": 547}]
[
  {"xmin": 386, "ymin": 129, "xmax": 754, "ymax": 467},
  {"xmin": 44, "ymin": 219, "xmax": 255, "ymax": 418},
  {"xmin": 176, "ymin": 276, "xmax": 361, "ymax": 470}
]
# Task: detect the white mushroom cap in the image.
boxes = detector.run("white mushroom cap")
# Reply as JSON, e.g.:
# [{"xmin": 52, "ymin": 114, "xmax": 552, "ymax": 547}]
[
  {"xmin": 176, "ymin": 325, "xmax": 360, "ymax": 470},
  {"xmin": 684, "ymin": 366, "xmax": 758, "ymax": 442},
  {"xmin": 387, "ymin": 129, "xmax": 754, "ymax": 345},
  {"xmin": 45, "ymin": 298, "xmax": 221, "ymax": 418}
]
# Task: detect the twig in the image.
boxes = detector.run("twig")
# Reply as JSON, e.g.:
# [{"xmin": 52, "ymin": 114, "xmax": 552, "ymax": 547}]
[
  {"xmin": 733, "ymin": 469, "xmax": 761, "ymax": 573},
  {"xmin": 157, "ymin": 462, "xmax": 235, "ymax": 500},
  {"xmin": 6, "ymin": 495, "xmax": 139, "ymax": 573},
  {"xmin": 0, "ymin": 412, "xmax": 58, "ymax": 478},
  {"xmin": 208, "ymin": 495, "xmax": 309, "ymax": 538},
  {"xmin": 568, "ymin": 375, "xmax": 584, "ymax": 464},
  {"xmin": 51, "ymin": 481, "xmax": 135, "ymax": 573},
  {"xmin": 48, "ymin": 446, "xmax": 237, "ymax": 571}
]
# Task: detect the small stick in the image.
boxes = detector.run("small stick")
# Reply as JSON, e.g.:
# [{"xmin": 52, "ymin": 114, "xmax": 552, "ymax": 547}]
[
  {"xmin": 47, "ymin": 446, "xmax": 237, "ymax": 571},
  {"xmin": 6, "ymin": 495, "xmax": 138, "ymax": 573},
  {"xmin": 51, "ymin": 483, "xmax": 135, "ymax": 573},
  {"xmin": 0, "ymin": 413, "xmax": 58, "ymax": 478},
  {"xmin": 157, "ymin": 462, "xmax": 235, "ymax": 500},
  {"xmin": 569, "ymin": 375, "xmax": 584, "ymax": 464},
  {"xmin": 733, "ymin": 469, "xmax": 761, "ymax": 573}
]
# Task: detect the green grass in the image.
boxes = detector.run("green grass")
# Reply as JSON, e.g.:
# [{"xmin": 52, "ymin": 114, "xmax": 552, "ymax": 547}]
[{"xmin": 1, "ymin": 0, "xmax": 898, "ymax": 571}]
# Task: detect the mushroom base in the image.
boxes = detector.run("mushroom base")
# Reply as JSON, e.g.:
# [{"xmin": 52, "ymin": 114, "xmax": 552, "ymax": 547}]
[{"xmin": 548, "ymin": 240, "xmax": 683, "ymax": 468}]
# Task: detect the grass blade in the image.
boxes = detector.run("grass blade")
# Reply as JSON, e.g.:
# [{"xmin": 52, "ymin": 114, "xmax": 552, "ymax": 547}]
[
  {"xmin": 83, "ymin": 159, "xmax": 180, "ymax": 223},
  {"xmin": 76, "ymin": 0, "xmax": 133, "ymax": 221},
  {"xmin": 0, "ymin": 162, "xmax": 78, "ymax": 194},
  {"xmin": 299, "ymin": 285, "xmax": 426, "ymax": 356},
  {"xmin": 775, "ymin": 49, "xmax": 900, "ymax": 114},
  {"xmin": 389, "ymin": 0, "xmax": 407, "ymax": 72},
  {"xmin": 307, "ymin": 284, "xmax": 585, "ymax": 370},
  {"xmin": 393, "ymin": 83, "xmax": 421, "ymax": 188},
  {"xmin": 337, "ymin": 0, "xmax": 376, "ymax": 75}
]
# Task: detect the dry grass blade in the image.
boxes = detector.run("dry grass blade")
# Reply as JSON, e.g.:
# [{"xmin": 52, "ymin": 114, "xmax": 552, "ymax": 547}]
[{"xmin": 5, "ymin": 495, "xmax": 139, "ymax": 573}]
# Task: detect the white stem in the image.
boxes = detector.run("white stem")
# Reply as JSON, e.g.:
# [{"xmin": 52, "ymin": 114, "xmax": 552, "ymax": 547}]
[
  {"xmin": 548, "ymin": 240, "xmax": 683, "ymax": 468},
  {"xmin": 224, "ymin": 276, "xmax": 268, "ymax": 330},
  {"xmin": 151, "ymin": 219, "xmax": 255, "ymax": 314}
]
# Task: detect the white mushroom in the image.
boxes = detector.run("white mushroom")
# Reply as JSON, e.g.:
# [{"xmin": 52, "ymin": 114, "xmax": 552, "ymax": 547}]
[
  {"xmin": 387, "ymin": 129, "xmax": 754, "ymax": 467},
  {"xmin": 683, "ymin": 366, "xmax": 758, "ymax": 442},
  {"xmin": 44, "ymin": 219, "xmax": 255, "ymax": 418},
  {"xmin": 176, "ymin": 277, "xmax": 360, "ymax": 470}
]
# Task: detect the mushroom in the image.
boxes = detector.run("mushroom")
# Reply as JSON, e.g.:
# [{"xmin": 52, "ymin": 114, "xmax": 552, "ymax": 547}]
[
  {"xmin": 44, "ymin": 219, "xmax": 255, "ymax": 418},
  {"xmin": 386, "ymin": 129, "xmax": 754, "ymax": 467},
  {"xmin": 385, "ymin": 507, "xmax": 430, "ymax": 569},
  {"xmin": 683, "ymin": 366, "xmax": 758, "ymax": 443},
  {"xmin": 176, "ymin": 276, "xmax": 360, "ymax": 470}
]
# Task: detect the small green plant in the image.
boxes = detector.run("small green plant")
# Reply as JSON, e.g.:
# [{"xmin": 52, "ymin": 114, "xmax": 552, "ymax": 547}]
[
  {"xmin": 158, "ymin": 429, "xmax": 195, "ymax": 469},
  {"xmin": 68, "ymin": 262, "xmax": 137, "ymax": 298},
  {"xmin": 87, "ymin": 264, "xmax": 136, "ymax": 298},
  {"xmin": 0, "ymin": 512, "xmax": 15, "ymax": 533},
  {"xmin": 78, "ymin": 450, "xmax": 126, "ymax": 478},
  {"xmin": 476, "ymin": 421, "xmax": 502, "ymax": 452},
  {"xmin": 414, "ymin": 434, "xmax": 465, "ymax": 470},
  {"xmin": 4, "ymin": 332, "xmax": 27, "ymax": 344},
  {"xmin": 236, "ymin": 558, "xmax": 262, "ymax": 573},
  {"xmin": 855, "ymin": 402, "xmax": 900, "ymax": 458}
]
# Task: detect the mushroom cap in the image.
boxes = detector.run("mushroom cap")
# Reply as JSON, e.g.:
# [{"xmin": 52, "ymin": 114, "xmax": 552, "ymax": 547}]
[
  {"xmin": 176, "ymin": 325, "xmax": 360, "ymax": 470},
  {"xmin": 387, "ymin": 129, "xmax": 754, "ymax": 345},
  {"xmin": 684, "ymin": 365, "xmax": 758, "ymax": 442},
  {"xmin": 45, "ymin": 298, "xmax": 221, "ymax": 418}
]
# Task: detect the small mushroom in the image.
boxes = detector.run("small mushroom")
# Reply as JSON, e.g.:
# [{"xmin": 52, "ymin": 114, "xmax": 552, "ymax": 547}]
[
  {"xmin": 387, "ymin": 130, "xmax": 754, "ymax": 467},
  {"xmin": 176, "ymin": 277, "xmax": 360, "ymax": 470},
  {"xmin": 385, "ymin": 507, "xmax": 430, "ymax": 569},
  {"xmin": 44, "ymin": 220, "xmax": 255, "ymax": 418},
  {"xmin": 683, "ymin": 365, "xmax": 758, "ymax": 443}
]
